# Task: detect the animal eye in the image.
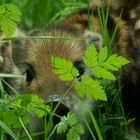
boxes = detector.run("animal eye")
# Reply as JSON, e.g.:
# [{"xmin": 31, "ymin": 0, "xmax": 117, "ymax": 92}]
[
  {"xmin": 74, "ymin": 61, "xmax": 85, "ymax": 78},
  {"xmin": 25, "ymin": 64, "xmax": 36, "ymax": 84}
]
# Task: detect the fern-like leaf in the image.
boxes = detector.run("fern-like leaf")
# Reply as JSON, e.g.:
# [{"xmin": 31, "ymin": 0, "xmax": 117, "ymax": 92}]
[
  {"xmin": 67, "ymin": 113, "xmax": 77, "ymax": 126},
  {"xmin": 57, "ymin": 116, "xmax": 68, "ymax": 134},
  {"xmin": 98, "ymin": 46, "xmax": 108, "ymax": 63},
  {"xmin": 67, "ymin": 128, "xmax": 80, "ymax": 140},
  {"xmin": 83, "ymin": 45, "xmax": 97, "ymax": 67},
  {"xmin": 0, "ymin": 4, "xmax": 21, "ymax": 36},
  {"xmin": 76, "ymin": 75, "xmax": 107, "ymax": 101},
  {"xmin": 92, "ymin": 66, "xmax": 116, "ymax": 80},
  {"xmin": 51, "ymin": 56, "xmax": 79, "ymax": 81},
  {"xmin": 57, "ymin": 112, "xmax": 84, "ymax": 139},
  {"xmin": 103, "ymin": 54, "xmax": 129, "ymax": 71}
]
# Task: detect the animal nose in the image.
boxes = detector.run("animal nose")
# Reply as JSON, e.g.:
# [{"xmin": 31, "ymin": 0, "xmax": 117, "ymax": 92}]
[{"xmin": 46, "ymin": 95, "xmax": 70, "ymax": 123}]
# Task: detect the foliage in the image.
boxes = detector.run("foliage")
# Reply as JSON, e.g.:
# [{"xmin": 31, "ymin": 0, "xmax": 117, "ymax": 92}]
[
  {"xmin": 51, "ymin": 44, "xmax": 130, "ymax": 139},
  {"xmin": 76, "ymin": 75, "xmax": 107, "ymax": 101},
  {"xmin": 0, "ymin": 3, "xmax": 21, "ymax": 36},
  {"xmin": 0, "ymin": 93, "xmax": 50, "ymax": 139},
  {"xmin": 0, "ymin": 0, "xmax": 87, "ymax": 30},
  {"xmin": 57, "ymin": 112, "xmax": 84, "ymax": 140},
  {"xmin": 52, "ymin": 45, "xmax": 129, "ymax": 101},
  {"xmin": 84, "ymin": 45, "xmax": 129, "ymax": 80},
  {"xmin": 51, "ymin": 56, "xmax": 79, "ymax": 81}
]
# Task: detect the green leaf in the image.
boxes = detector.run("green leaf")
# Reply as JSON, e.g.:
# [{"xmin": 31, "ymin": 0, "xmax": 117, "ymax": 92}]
[
  {"xmin": 103, "ymin": 54, "xmax": 129, "ymax": 71},
  {"xmin": 0, "ymin": 4, "xmax": 21, "ymax": 36},
  {"xmin": 7, "ymin": 12, "xmax": 21, "ymax": 22},
  {"xmin": 57, "ymin": 112, "xmax": 84, "ymax": 138},
  {"xmin": 1, "ymin": 16, "xmax": 17, "ymax": 36},
  {"xmin": 27, "ymin": 95, "xmax": 49, "ymax": 118},
  {"xmin": 33, "ymin": 104, "xmax": 49, "ymax": 118},
  {"xmin": 5, "ymin": 4, "xmax": 21, "ymax": 18},
  {"xmin": 5, "ymin": 4, "xmax": 21, "ymax": 22},
  {"xmin": 102, "ymin": 62, "xmax": 118, "ymax": 71},
  {"xmin": 67, "ymin": 113, "xmax": 77, "ymax": 126},
  {"xmin": 57, "ymin": 116, "xmax": 68, "ymax": 134},
  {"xmin": 73, "ymin": 124, "xmax": 84, "ymax": 134},
  {"xmin": 67, "ymin": 128, "xmax": 80, "ymax": 140},
  {"xmin": 51, "ymin": 56, "xmax": 79, "ymax": 81},
  {"xmin": 0, "ymin": 15, "xmax": 4, "ymax": 25},
  {"xmin": 92, "ymin": 67, "xmax": 116, "ymax": 80},
  {"xmin": 76, "ymin": 75, "xmax": 107, "ymax": 101},
  {"xmin": 98, "ymin": 47, "xmax": 108, "ymax": 63},
  {"xmin": 21, "ymin": 94, "xmax": 32, "ymax": 107},
  {"xmin": 2, "ymin": 110, "xmax": 18, "ymax": 126},
  {"xmin": 83, "ymin": 45, "xmax": 97, "ymax": 67},
  {"xmin": 111, "ymin": 55, "xmax": 129, "ymax": 68},
  {"xmin": 0, "ymin": 5, "xmax": 5, "ymax": 14},
  {"xmin": 31, "ymin": 95, "xmax": 45, "ymax": 104}
]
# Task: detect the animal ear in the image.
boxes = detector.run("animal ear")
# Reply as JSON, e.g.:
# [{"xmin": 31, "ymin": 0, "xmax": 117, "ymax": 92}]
[{"xmin": 84, "ymin": 30, "xmax": 103, "ymax": 51}]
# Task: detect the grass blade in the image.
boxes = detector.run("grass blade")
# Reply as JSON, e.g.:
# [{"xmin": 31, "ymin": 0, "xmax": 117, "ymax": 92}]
[{"xmin": 0, "ymin": 120, "xmax": 19, "ymax": 140}]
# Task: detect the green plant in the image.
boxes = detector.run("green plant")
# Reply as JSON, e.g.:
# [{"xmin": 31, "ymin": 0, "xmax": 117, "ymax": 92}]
[
  {"xmin": 0, "ymin": 0, "xmax": 88, "ymax": 30},
  {"xmin": 0, "ymin": 3, "xmax": 21, "ymax": 36},
  {"xmin": 57, "ymin": 113, "xmax": 84, "ymax": 140},
  {"xmin": 0, "ymin": 91, "xmax": 50, "ymax": 139},
  {"xmin": 52, "ymin": 45, "xmax": 129, "ymax": 100},
  {"xmin": 51, "ymin": 45, "xmax": 129, "ymax": 140}
]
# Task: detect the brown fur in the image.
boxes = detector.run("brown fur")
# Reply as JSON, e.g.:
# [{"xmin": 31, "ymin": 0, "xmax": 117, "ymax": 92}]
[
  {"xmin": 63, "ymin": 10, "xmax": 135, "ymax": 58},
  {"xmin": 20, "ymin": 28, "xmax": 98, "ymax": 139},
  {"xmin": 24, "ymin": 29, "xmax": 85, "ymax": 99}
]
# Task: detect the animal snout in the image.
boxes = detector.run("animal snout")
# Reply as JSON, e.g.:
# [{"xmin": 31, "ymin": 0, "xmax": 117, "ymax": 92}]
[{"xmin": 46, "ymin": 95, "xmax": 70, "ymax": 124}]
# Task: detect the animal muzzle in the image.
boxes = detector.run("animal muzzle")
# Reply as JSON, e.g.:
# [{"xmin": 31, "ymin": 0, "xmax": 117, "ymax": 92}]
[{"xmin": 46, "ymin": 95, "xmax": 70, "ymax": 124}]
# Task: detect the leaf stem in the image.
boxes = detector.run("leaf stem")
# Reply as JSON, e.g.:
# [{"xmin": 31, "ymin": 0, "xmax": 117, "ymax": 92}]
[{"xmin": 18, "ymin": 117, "xmax": 32, "ymax": 140}]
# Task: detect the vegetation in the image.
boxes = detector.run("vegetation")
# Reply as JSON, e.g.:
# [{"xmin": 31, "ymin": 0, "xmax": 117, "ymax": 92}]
[
  {"xmin": 0, "ymin": 0, "xmax": 88, "ymax": 31},
  {"xmin": 0, "ymin": 0, "xmax": 139, "ymax": 140}
]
